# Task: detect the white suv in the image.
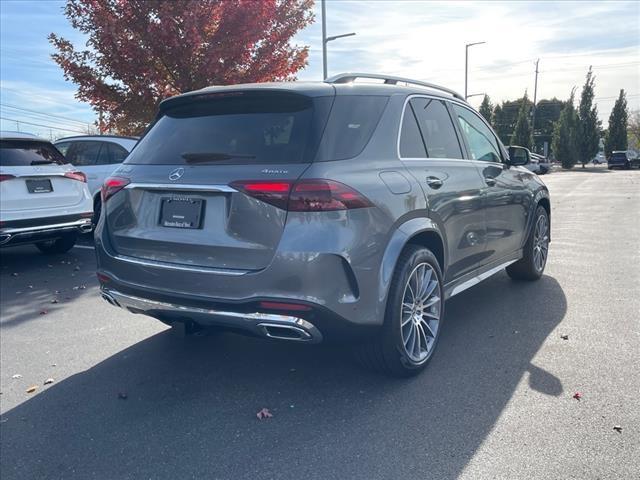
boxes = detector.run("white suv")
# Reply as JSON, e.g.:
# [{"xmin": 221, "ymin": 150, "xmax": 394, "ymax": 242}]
[
  {"xmin": 0, "ymin": 131, "xmax": 93, "ymax": 254},
  {"xmin": 54, "ymin": 135, "xmax": 137, "ymax": 223}
]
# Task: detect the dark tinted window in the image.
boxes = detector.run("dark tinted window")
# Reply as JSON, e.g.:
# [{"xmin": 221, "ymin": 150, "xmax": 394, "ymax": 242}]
[
  {"xmin": 410, "ymin": 98, "xmax": 462, "ymax": 159},
  {"xmin": 453, "ymin": 104, "xmax": 502, "ymax": 162},
  {"xmin": 97, "ymin": 143, "xmax": 129, "ymax": 165},
  {"xmin": 126, "ymin": 93, "xmax": 330, "ymax": 165},
  {"xmin": 611, "ymin": 152, "xmax": 627, "ymax": 160},
  {"xmin": 55, "ymin": 142, "xmax": 71, "ymax": 156},
  {"xmin": 316, "ymin": 96, "xmax": 389, "ymax": 161},
  {"xmin": 399, "ymin": 104, "xmax": 427, "ymax": 158},
  {"xmin": 66, "ymin": 141, "xmax": 102, "ymax": 166},
  {"xmin": 0, "ymin": 140, "xmax": 66, "ymax": 166}
]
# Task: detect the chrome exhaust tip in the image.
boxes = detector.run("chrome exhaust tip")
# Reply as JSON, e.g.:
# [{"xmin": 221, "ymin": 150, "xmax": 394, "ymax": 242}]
[
  {"xmin": 78, "ymin": 223, "xmax": 93, "ymax": 234},
  {"xmin": 257, "ymin": 323, "xmax": 315, "ymax": 342},
  {"xmin": 101, "ymin": 291, "xmax": 120, "ymax": 307}
]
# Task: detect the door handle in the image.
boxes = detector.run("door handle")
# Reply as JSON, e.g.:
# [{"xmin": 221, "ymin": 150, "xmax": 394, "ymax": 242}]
[
  {"xmin": 426, "ymin": 176, "xmax": 444, "ymax": 189},
  {"xmin": 485, "ymin": 177, "xmax": 497, "ymax": 186}
]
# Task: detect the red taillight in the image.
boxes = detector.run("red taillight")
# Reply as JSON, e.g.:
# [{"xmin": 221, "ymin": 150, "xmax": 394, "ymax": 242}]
[
  {"xmin": 230, "ymin": 179, "xmax": 372, "ymax": 212},
  {"xmin": 96, "ymin": 272, "xmax": 111, "ymax": 283},
  {"xmin": 101, "ymin": 176, "xmax": 130, "ymax": 203},
  {"xmin": 64, "ymin": 171, "xmax": 87, "ymax": 183},
  {"xmin": 258, "ymin": 301, "xmax": 312, "ymax": 312},
  {"xmin": 0, "ymin": 174, "xmax": 16, "ymax": 182}
]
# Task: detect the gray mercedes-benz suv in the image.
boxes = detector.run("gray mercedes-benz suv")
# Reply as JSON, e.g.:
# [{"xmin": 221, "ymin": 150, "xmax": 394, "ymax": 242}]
[{"xmin": 96, "ymin": 73, "xmax": 550, "ymax": 377}]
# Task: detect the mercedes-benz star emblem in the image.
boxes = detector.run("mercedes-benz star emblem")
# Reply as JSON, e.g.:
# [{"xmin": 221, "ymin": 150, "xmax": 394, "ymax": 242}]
[{"xmin": 168, "ymin": 167, "xmax": 185, "ymax": 181}]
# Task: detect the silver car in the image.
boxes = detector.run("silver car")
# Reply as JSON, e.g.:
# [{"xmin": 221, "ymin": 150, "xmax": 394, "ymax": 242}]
[{"xmin": 96, "ymin": 74, "xmax": 551, "ymax": 377}]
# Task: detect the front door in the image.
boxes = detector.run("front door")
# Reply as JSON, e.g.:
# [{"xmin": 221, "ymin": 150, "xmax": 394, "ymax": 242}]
[{"xmin": 450, "ymin": 104, "xmax": 528, "ymax": 264}]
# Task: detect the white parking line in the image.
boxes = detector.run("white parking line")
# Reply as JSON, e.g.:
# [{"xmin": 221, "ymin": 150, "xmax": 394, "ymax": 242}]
[{"xmin": 74, "ymin": 244, "xmax": 95, "ymax": 250}]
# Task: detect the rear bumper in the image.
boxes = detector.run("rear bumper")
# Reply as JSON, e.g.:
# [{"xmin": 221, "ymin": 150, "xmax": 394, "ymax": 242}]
[
  {"xmin": 0, "ymin": 215, "xmax": 92, "ymax": 247},
  {"xmin": 101, "ymin": 287, "xmax": 323, "ymax": 343}
]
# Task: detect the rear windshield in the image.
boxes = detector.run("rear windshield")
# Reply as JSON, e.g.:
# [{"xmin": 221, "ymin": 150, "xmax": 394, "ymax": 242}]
[
  {"xmin": 611, "ymin": 152, "xmax": 627, "ymax": 159},
  {"xmin": 125, "ymin": 92, "xmax": 331, "ymax": 165},
  {"xmin": 125, "ymin": 92, "xmax": 389, "ymax": 166},
  {"xmin": 0, "ymin": 140, "xmax": 67, "ymax": 166}
]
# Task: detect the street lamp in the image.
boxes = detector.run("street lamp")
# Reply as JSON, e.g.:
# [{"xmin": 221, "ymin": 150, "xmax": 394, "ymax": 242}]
[
  {"xmin": 321, "ymin": 0, "xmax": 356, "ymax": 79},
  {"xmin": 465, "ymin": 41, "xmax": 486, "ymax": 100}
]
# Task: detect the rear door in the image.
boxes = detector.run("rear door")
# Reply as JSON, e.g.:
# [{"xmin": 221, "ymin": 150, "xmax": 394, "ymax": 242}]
[
  {"xmin": 398, "ymin": 96, "xmax": 487, "ymax": 282},
  {"xmin": 0, "ymin": 140, "xmax": 88, "ymax": 212},
  {"xmin": 64, "ymin": 141, "xmax": 102, "ymax": 194},
  {"xmin": 450, "ymin": 103, "xmax": 528, "ymax": 263},
  {"xmin": 103, "ymin": 91, "xmax": 332, "ymax": 272},
  {"xmin": 93, "ymin": 142, "xmax": 130, "ymax": 196}
]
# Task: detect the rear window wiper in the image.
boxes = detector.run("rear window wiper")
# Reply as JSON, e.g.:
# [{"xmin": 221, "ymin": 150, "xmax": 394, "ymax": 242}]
[
  {"xmin": 181, "ymin": 152, "xmax": 256, "ymax": 164},
  {"xmin": 30, "ymin": 160, "xmax": 57, "ymax": 165}
]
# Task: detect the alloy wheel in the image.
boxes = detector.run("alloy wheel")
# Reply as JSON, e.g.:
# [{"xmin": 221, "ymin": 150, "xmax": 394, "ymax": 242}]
[
  {"xmin": 400, "ymin": 263, "xmax": 442, "ymax": 363},
  {"xmin": 532, "ymin": 214, "xmax": 549, "ymax": 272}
]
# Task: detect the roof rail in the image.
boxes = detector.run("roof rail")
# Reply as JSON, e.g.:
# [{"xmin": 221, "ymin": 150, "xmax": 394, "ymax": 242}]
[{"xmin": 325, "ymin": 73, "xmax": 466, "ymax": 102}]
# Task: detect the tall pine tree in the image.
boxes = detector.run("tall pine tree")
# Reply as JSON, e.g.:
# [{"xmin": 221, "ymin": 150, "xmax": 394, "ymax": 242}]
[
  {"xmin": 479, "ymin": 95, "xmax": 493, "ymax": 124},
  {"xmin": 510, "ymin": 91, "xmax": 533, "ymax": 149},
  {"xmin": 577, "ymin": 67, "xmax": 600, "ymax": 168},
  {"xmin": 604, "ymin": 89, "xmax": 628, "ymax": 157},
  {"xmin": 552, "ymin": 90, "xmax": 579, "ymax": 169}
]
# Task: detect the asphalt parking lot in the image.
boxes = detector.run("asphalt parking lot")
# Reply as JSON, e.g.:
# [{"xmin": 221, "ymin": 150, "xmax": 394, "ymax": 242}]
[{"xmin": 1, "ymin": 167, "xmax": 639, "ymax": 480}]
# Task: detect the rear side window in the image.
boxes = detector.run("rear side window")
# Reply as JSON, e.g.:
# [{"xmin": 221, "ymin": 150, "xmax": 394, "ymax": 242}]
[
  {"xmin": 410, "ymin": 98, "xmax": 462, "ymax": 159},
  {"xmin": 66, "ymin": 141, "xmax": 103, "ymax": 166},
  {"xmin": 97, "ymin": 143, "xmax": 129, "ymax": 165},
  {"xmin": 453, "ymin": 104, "xmax": 502, "ymax": 163},
  {"xmin": 55, "ymin": 142, "xmax": 71, "ymax": 156},
  {"xmin": 0, "ymin": 140, "xmax": 66, "ymax": 166},
  {"xmin": 316, "ymin": 96, "xmax": 389, "ymax": 161},
  {"xmin": 399, "ymin": 105, "xmax": 427, "ymax": 158},
  {"xmin": 126, "ymin": 92, "xmax": 331, "ymax": 165}
]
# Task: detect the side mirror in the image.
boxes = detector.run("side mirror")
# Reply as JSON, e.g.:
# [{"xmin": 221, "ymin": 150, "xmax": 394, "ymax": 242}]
[{"xmin": 508, "ymin": 146, "xmax": 530, "ymax": 166}]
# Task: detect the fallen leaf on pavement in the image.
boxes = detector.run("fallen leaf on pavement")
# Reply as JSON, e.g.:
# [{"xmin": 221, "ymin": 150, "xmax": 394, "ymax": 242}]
[
  {"xmin": 44, "ymin": 378, "xmax": 54, "ymax": 385},
  {"xmin": 51, "ymin": 299, "xmax": 59, "ymax": 304},
  {"xmin": 39, "ymin": 310, "xmax": 48, "ymax": 315},
  {"xmin": 561, "ymin": 334, "xmax": 569, "ymax": 340},
  {"xmin": 117, "ymin": 392, "xmax": 128, "ymax": 400},
  {"xmin": 573, "ymin": 392, "xmax": 582, "ymax": 400},
  {"xmin": 256, "ymin": 408, "xmax": 273, "ymax": 420},
  {"xmin": 613, "ymin": 425, "xmax": 622, "ymax": 433},
  {"xmin": 12, "ymin": 374, "xmax": 22, "ymax": 379},
  {"xmin": 74, "ymin": 266, "xmax": 81, "ymax": 271},
  {"xmin": 26, "ymin": 386, "xmax": 38, "ymax": 394}
]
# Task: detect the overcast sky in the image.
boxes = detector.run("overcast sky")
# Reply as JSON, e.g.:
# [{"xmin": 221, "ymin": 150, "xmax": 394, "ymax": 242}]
[{"xmin": 1, "ymin": 0, "xmax": 638, "ymax": 139}]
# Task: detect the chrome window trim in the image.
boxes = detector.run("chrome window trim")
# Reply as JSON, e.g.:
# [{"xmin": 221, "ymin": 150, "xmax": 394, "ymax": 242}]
[{"xmin": 396, "ymin": 93, "xmax": 507, "ymax": 163}]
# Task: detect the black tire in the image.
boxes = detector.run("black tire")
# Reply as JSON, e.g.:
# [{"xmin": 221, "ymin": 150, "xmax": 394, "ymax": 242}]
[
  {"xmin": 93, "ymin": 196, "xmax": 102, "ymax": 227},
  {"xmin": 506, "ymin": 206, "xmax": 549, "ymax": 281},
  {"xmin": 36, "ymin": 233, "xmax": 78, "ymax": 254},
  {"xmin": 608, "ymin": 166, "xmax": 613, "ymax": 170},
  {"xmin": 355, "ymin": 245, "xmax": 444, "ymax": 377}
]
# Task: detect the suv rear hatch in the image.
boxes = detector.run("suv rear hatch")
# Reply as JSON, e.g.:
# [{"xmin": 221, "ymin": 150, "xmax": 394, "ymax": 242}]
[
  {"xmin": 104, "ymin": 90, "xmax": 334, "ymax": 272},
  {"xmin": 0, "ymin": 140, "xmax": 87, "ymax": 212}
]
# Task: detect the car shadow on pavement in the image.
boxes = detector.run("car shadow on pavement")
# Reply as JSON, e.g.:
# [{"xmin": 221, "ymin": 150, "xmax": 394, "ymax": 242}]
[
  {"xmin": 0, "ymin": 246, "xmax": 95, "ymax": 328},
  {"xmin": 0, "ymin": 272, "xmax": 566, "ymax": 480}
]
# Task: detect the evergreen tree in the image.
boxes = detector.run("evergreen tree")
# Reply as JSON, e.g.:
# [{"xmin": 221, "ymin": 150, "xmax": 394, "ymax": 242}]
[
  {"xmin": 552, "ymin": 89, "xmax": 579, "ymax": 169},
  {"xmin": 604, "ymin": 89, "xmax": 628, "ymax": 157},
  {"xmin": 577, "ymin": 67, "xmax": 600, "ymax": 168},
  {"xmin": 479, "ymin": 95, "xmax": 493, "ymax": 124},
  {"xmin": 510, "ymin": 91, "xmax": 533, "ymax": 149}
]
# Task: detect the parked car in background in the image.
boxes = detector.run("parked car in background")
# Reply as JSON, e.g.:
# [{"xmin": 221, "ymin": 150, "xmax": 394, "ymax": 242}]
[
  {"xmin": 592, "ymin": 152, "xmax": 606, "ymax": 164},
  {"xmin": 0, "ymin": 131, "xmax": 93, "ymax": 253},
  {"xmin": 96, "ymin": 73, "xmax": 551, "ymax": 377},
  {"xmin": 607, "ymin": 150, "xmax": 640, "ymax": 170},
  {"xmin": 54, "ymin": 135, "xmax": 137, "ymax": 223},
  {"xmin": 531, "ymin": 153, "xmax": 550, "ymax": 174}
]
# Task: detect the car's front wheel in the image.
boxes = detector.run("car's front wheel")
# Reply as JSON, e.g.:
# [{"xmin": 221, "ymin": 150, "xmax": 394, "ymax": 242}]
[
  {"xmin": 36, "ymin": 233, "xmax": 78, "ymax": 254},
  {"xmin": 355, "ymin": 245, "xmax": 444, "ymax": 377},
  {"xmin": 507, "ymin": 206, "xmax": 549, "ymax": 281}
]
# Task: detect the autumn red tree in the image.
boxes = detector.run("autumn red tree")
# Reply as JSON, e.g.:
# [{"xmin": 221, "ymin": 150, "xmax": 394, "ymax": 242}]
[{"xmin": 49, "ymin": 0, "xmax": 314, "ymax": 135}]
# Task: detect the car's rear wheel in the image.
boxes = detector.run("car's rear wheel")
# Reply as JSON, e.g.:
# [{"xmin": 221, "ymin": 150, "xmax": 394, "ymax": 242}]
[
  {"xmin": 355, "ymin": 245, "xmax": 444, "ymax": 377},
  {"xmin": 35, "ymin": 233, "xmax": 78, "ymax": 255},
  {"xmin": 507, "ymin": 206, "xmax": 549, "ymax": 281}
]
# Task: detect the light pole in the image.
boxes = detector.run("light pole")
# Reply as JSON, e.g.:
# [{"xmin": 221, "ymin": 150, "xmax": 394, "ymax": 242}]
[
  {"xmin": 465, "ymin": 41, "xmax": 486, "ymax": 100},
  {"xmin": 321, "ymin": 0, "xmax": 356, "ymax": 79}
]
